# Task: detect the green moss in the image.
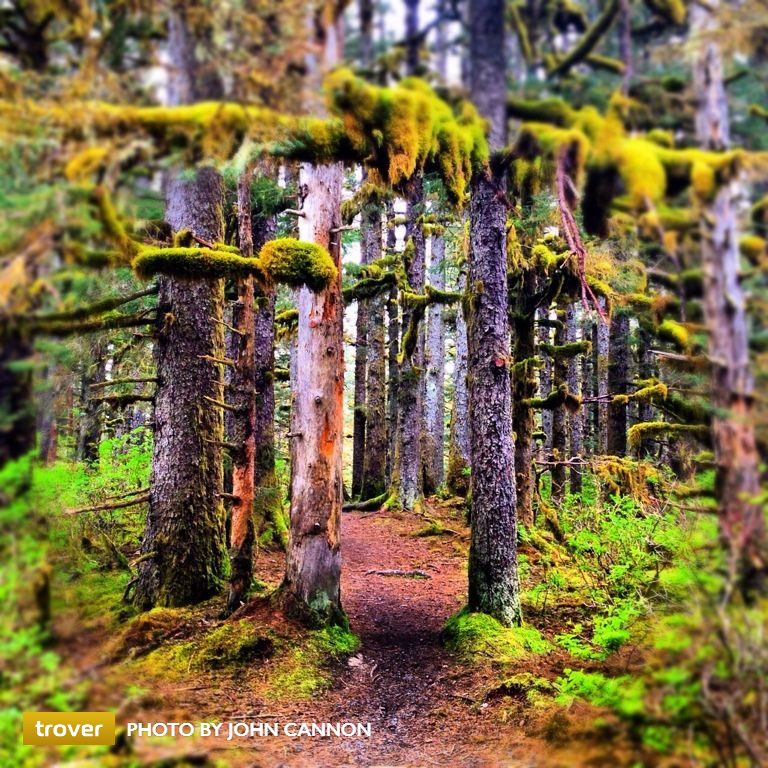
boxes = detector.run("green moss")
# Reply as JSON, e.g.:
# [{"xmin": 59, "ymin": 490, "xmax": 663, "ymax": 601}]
[
  {"xmin": 92, "ymin": 186, "xmax": 142, "ymax": 261},
  {"xmin": 643, "ymin": 0, "xmax": 686, "ymax": 25},
  {"xmin": 443, "ymin": 608, "xmax": 552, "ymax": 663},
  {"xmin": 258, "ymin": 237, "xmax": 336, "ymax": 291},
  {"xmin": 110, "ymin": 607, "xmax": 193, "ymax": 659},
  {"xmin": 740, "ymin": 234, "xmax": 766, "ymax": 264},
  {"xmin": 133, "ymin": 246, "xmax": 266, "ymax": 281},
  {"xmin": 628, "ymin": 421, "xmax": 709, "ymax": 451},
  {"xmin": 540, "ymin": 340, "xmax": 592, "ymax": 358},
  {"xmin": 265, "ymin": 626, "xmax": 359, "ymax": 701},
  {"xmin": 525, "ymin": 383, "xmax": 582, "ymax": 412},
  {"xmin": 657, "ymin": 318, "xmax": 690, "ymax": 350}
]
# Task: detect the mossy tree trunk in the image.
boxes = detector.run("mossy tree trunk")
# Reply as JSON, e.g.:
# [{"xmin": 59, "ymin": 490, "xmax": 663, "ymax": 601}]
[
  {"xmin": 395, "ymin": 174, "xmax": 426, "ymax": 512},
  {"xmin": 385, "ymin": 202, "xmax": 399, "ymax": 487},
  {"xmin": 252, "ymin": 212, "xmax": 283, "ymax": 547},
  {"xmin": 466, "ymin": 0, "xmax": 520, "ymax": 627},
  {"xmin": 566, "ymin": 303, "xmax": 583, "ymax": 494},
  {"xmin": 422, "ymin": 233, "xmax": 446, "ymax": 495},
  {"xmin": 537, "ymin": 310, "xmax": 553, "ymax": 453},
  {"xmin": 282, "ymin": 162, "xmax": 345, "ymax": 627},
  {"xmin": 226, "ymin": 168, "xmax": 258, "ymax": 615},
  {"xmin": 134, "ymin": 165, "xmax": 228, "ymax": 610},
  {"xmin": 512, "ymin": 273, "xmax": 537, "ymax": 529},
  {"xmin": 635, "ymin": 326, "xmax": 655, "ymax": 457},
  {"xmin": 607, "ymin": 310, "xmax": 630, "ymax": 456},
  {"xmin": 76, "ymin": 338, "xmax": 107, "ymax": 464},
  {"xmin": 551, "ymin": 316, "xmax": 568, "ymax": 505},
  {"xmin": 596, "ymin": 299, "xmax": 610, "ymax": 454},
  {"xmin": 447, "ymin": 268, "xmax": 471, "ymax": 496},
  {"xmin": 692, "ymin": 0, "xmax": 767, "ymax": 593},
  {"xmin": 360, "ymin": 203, "xmax": 387, "ymax": 500},
  {"xmin": 0, "ymin": 326, "xmax": 34, "ymax": 469},
  {"xmin": 351, "ymin": 224, "xmax": 370, "ymax": 498}
]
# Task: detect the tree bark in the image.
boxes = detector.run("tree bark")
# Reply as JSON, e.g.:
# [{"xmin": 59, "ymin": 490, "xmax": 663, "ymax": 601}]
[
  {"xmin": 537, "ymin": 310, "xmax": 553, "ymax": 453},
  {"xmin": 351, "ymin": 189, "xmax": 374, "ymax": 498},
  {"xmin": 422, "ymin": 233, "xmax": 446, "ymax": 495},
  {"xmin": 252, "ymin": 213, "xmax": 283, "ymax": 547},
  {"xmin": 466, "ymin": 0, "xmax": 520, "ymax": 626},
  {"xmin": 691, "ymin": 0, "xmax": 767, "ymax": 592},
  {"xmin": 226, "ymin": 169, "xmax": 258, "ymax": 614},
  {"xmin": 607, "ymin": 310, "xmax": 630, "ymax": 456},
  {"xmin": 395, "ymin": 175, "xmax": 426, "ymax": 511},
  {"xmin": 76, "ymin": 339, "xmax": 107, "ymax": 464},
  {"xmin": 566, "ymin": 304, "xmax": 584, "ymax": 494},
  {"xmin": 134, "ymin": 166, "xmax": 228, "ymax": 609},
  {"xmin": 512, "ymin": 277, "xmax": 537, "ymax": 528},
  {"xmin": 282, "ymin": 162, "xmax": 345, "ymax": 627},
  {"xmin": 447, "ymin": 268, "xmax": 471, "ymax": 496},
  {"xmin": 551, "ymin": 317, "xmax": 568, "ymax": 504},
  {"xmin": 596, "ymin": 299, "xmax": 610, "ymax": 454},
  {"xmin": 360, "ymin": 203, "xmax": 387, "ymax": 500},
  {"xmin": 385, "ymin": 203, "xmax": 399, "ymax": 487}
]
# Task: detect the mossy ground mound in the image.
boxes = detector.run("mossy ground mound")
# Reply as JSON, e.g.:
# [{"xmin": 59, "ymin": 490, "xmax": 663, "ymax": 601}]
[
  {"xmin": 109, "ymin": 607, "xmax": 194, "ymax": 660},
  {"xmin": 443, "ymin": 608, "xmax": 552, "ymax": 663}
]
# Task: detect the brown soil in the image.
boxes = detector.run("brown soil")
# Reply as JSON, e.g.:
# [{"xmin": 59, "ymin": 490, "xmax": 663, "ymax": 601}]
[{"xmin": 55, "ymin": 503, "xmax": 631, "ymax": 767}]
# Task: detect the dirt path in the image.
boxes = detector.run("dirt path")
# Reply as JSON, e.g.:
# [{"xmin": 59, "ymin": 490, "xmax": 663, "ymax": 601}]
[
  {"xmin": 66, "ymin": 506, "xmax": 558, "ymax": 767},
  {"xmin": 234, "ymin": 509, "xmax": 532, "ymax": 767}
]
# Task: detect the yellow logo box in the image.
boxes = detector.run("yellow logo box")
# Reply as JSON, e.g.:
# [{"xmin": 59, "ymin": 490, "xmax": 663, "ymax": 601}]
[{"xmin": 23, "ymin": 712, "xmax": 115, "ymax": 745}]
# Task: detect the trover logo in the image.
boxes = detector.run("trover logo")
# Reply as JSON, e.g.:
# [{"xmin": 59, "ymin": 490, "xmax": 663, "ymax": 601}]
[{"xmin": 23, "ymin": 712, "xmax": 116, "ymax": 745}]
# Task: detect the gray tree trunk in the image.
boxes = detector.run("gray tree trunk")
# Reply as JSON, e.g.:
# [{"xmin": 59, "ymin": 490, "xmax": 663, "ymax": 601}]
[
  {"xmin": 134, "ymin": 166, "xmax": 228, "ymax": 609},
  {"xmin": 422, "ymin": 234, "xmax": 446, "ymax": 495},
  {"xmin": 691, "ymin": 0, "xmax": 766, "ymax": 591},
  {"xmin": 537, "ymin": 310, "xmax": 553, "ymax": 453},
  {"xmin": 361, "ymin": 204, "xmax": 387, "ymax": 500},
  {"xmin": 466, "ymin": 0, "xmax": 520, "ymax": 626},
  {"xmin": 607, "ymin": 311, "xmax": 630, "ymax": 456},
  {"xmin": 395, "ymin": 175, "xmax": 426, "ymax": 511},
  {"xmin": 282, "ymin": 163, "xmax": 345, "ymax": 627},
  {"xmin": 566, "ymin": 304, "xmax": 583, "ymax": 494},
  {"xmin": 596, "ymin": 300, "xmax": 610, "ymax": 454},
  {"xmin": 446, "ymin": 268, "xmax": 471, "ymax": 496},
  {"xmin": 551, "ymin": 317, "xmax": 568, "ymax": 504}
]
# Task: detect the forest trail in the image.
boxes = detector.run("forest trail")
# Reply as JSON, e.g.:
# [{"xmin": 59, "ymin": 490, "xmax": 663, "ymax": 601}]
[{"xmin": 76, "ymin": 504, "xmax": 568, "ymax": 767}]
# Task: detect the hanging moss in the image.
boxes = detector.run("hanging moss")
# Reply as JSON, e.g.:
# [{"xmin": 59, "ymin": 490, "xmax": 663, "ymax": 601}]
[
  {"xmin": 628, "ymin": 421, "xmax": 709, "ymax": 451},
  {"xmin": 324, "ymin": 68, "xmax": 488, "ymax": 204},
  {"xmin": 92, "ymin": 186, "xmax": 142, "ymax": 260},
  {"xmin": 65, "ymin": 147, "xmax": 109, "ymax": 182},
  {"xmin": 343, "ymin": 272, "xmax": 397, "ymax": 303},
  {"xmin": 258, "ymin": 237, "xmax": 336, "ymax": 291}
]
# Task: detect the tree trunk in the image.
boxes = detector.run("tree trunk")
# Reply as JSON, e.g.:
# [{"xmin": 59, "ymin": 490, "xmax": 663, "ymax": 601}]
[
  {"xmin": 385, "ymin": 203, "xmax": 399, "ymax": 487},
  {"xmin": 692, "ymin": 0, "xmax": 767, "ymax": 592},
  {"xmin": 596, "ymin": 300, "xmax": 610, "ymax": 454},
  {"xmin": 537, "ymin": 310, "xmax": 553, "ymax": 453},
  {"xmin": 395, "ymin": 175, "xmax": 426, "ymax": 511},
  {"xmin": 134, "ymin": 166, "xmax": 228, "ymax": 609},
  {"xmin": 226, "ymin": 169, "xmax": 258, "ymax": 614},
  {"xmin": 551, "ymin": 317, "xmax": 568, "ymax": 504},
  {"xmin": 360, "ymin": 204, "xmax": 387, "ymax": 500},
  {"xmin": 253, "ymin": 213, "xmax": 283, "ymax": 548},
  {"xmin": 76, "ymin": 339, "xmax": 107, "ymax": 464},
  {"xmin": 566, "ymin": 304, "xmax": 583, "ymax": 494},
  {"xmin": 607, "ymin": 311, "xmax": 630, "ymax": 456},
  {"xmin": 447, "ymin": 268, "xmax": 471, "ymax": 496},
  {"xmin": 0, "ymin": 327, "xmax": 34, "ymax": 468},
  {"xmin": 282, "ymin": 162, "xmax": 345, "ymax": 627},
  {"xmin": 422, "ymin": 233, "xmax": 446, "ymax": 495},
  {"xmin": 512, "ymin": 281, "xmax": 537, "ymax": 529},
  {"xmin": 466, "ymin": 0, "xmax": 520, "ymax": 627},
  {"xmin": 351, "ymin": 187, "xmax": 374, "ymax": 498}
]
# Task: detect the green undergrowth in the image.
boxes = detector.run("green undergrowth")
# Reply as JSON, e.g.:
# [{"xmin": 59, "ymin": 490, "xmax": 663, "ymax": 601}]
[
  {"xmin": 129, "ymin": 615, "xmax": 359, "ymax": 701},
  {"xmin": 443, "ymin": 607, "xmax": 552, "ymax": 663}
]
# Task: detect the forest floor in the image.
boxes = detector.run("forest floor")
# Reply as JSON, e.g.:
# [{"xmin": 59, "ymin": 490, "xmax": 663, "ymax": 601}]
[{"xmin": 53, "ymin": 502, "xmax": 631, "ymax": 768}]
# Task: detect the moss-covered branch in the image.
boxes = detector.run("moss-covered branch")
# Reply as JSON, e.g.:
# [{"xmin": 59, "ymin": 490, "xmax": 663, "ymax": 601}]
[
  {"xmin": 628, "ymin": 421, "xmax": 709, "ymax": 451},
  {"xmin": 547, "ymin": 0, "xmax": 620, "ymax": 79}
]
